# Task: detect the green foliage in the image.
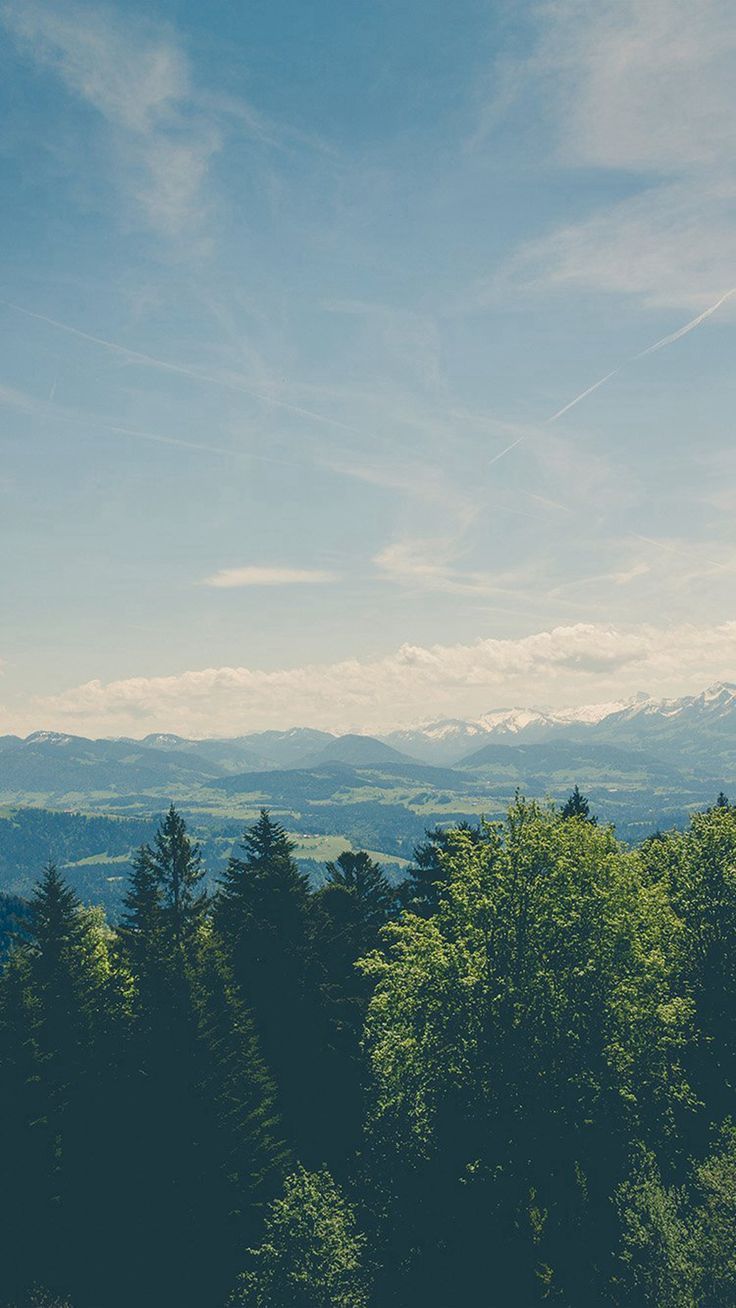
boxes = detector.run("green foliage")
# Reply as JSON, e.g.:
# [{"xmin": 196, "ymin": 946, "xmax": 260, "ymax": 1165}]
[
  {"xmin": 3, "ymin": 795, "xmax": 736, "ymax": 1307},
  {"xmin": 148, "ymin": 804, "xmax": 207, "ymax": 953},
  {"xmin": 230, "ymin": 1168, "xmax": 369, "ymax": 1308},
  {"xmin": 616, "ymin": 1151, "xmax": 696, "ymax": 1307},
  {"xmin": 400, "ymin": 819, "xmax": 482, "ymax": 915},
  {"xmin": 360, "ymin": 800, "xmax": 692, "ymax": 1302},
  {"xmin": 616, "ymin": 1124, "xmax": 736, "ymax": 1308}
]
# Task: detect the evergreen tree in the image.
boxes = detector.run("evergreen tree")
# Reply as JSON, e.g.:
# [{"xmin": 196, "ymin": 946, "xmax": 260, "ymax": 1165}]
[
  {"xmin": 148, "ymin": 806, "xmax": 206, "ymax": 956},
  {"xmin": 215, "ymin": 811, "xmax": 314, "ymax": 1155},
  {"xmin": 400, "ymin": 820, "xmax": 482, "ymax": 915},
  {"xmin": 186, "ymin": 930, "xmax": 289, "ymax": 1300},
  {"xmin": 118, "ymin": 844, "xmax": 165, "ymax": 991},
  {"xmin": 324, "ymin": 850, "xmax": 396, "ymax": 943},
  {"xmin": 83, "ymin": 810, "xmax": 286, "ymax": 1308},
  {"xmin": 0, "ymin": 948, "xmax": 44, "ymax": 1301},
  {"xmin": 0, "ymin": 867, "xmax": 120, "ymax": 1304},
  {"xmin": 306, "ymin": 853, "xmax": 395, "ymax": 1167},
  {"xmin": 561, "ymin": 784, "xmax": 596, "ymax": 821}
]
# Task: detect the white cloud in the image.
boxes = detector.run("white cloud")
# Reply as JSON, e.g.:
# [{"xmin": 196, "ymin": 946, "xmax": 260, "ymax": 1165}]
[
  {"xmin": 15, "ymin": 618, "xmax": 736, "ymax": 737},
  {"xmin": 202, "ymin": 566, "xmax": 340, "ymax": 588},
  {"xmin": 497, "ymin": 0, "xmax": 736, "ymax": 310},
  {"xmin": 3, "ymin": 0, "xmax": 219, "ymax": 240}
]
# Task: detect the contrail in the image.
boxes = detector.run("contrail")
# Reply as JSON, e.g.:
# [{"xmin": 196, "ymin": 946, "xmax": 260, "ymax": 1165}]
[
  {"xmin": 631, "ymin": 532, "xmax": 733, "ymax": 573},
  {"xmin": 106, "ymin": 424, "xmax": 305, "ymax": 469},
  {"xmin": 0, "ymin": 298, "xmax": 367, "ymax": 438},
  {"xmin": 636, "ymin": 287, "xmax": 736, "ymax": 358},
  {"xmin": 0, "ymin": 378, "xmax": 307, "ymax": 469},
  {"xmin": 545, "ymin": 288, "xmax": 736, "ymax": 426},
  {"xmin": 546, "ymin": 369, "xmax": 621, "ymax": 424},
  {"xmin": 488, "ymin": 434, "xmax": 526, "ymax": 466}
]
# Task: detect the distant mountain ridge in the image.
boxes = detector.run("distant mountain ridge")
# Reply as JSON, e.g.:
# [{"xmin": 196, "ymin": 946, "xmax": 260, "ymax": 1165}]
[
  {"xmin": 1, "ymin": 682, "xmax": 734, "ymax": 797},
  {"xmin": 383, "ymin": 683, "xmax": 736, "ymax": 765}
]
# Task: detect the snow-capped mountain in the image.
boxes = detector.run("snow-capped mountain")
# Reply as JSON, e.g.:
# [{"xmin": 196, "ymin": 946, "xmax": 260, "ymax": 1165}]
[
  {"xmin": 383, "ymin": 685, "xmax": 736, "ymax": 766},
  {"xmin": 383, "ymin": 697, "xmax": 638, "ymax": 764}
]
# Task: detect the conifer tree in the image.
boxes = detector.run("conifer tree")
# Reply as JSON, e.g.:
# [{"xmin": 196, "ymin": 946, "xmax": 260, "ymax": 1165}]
[
  {"xmin": 0, "ymin": 948, "xmax": 45, "ymax": 1300},
  {"xmin": 3, "ymin": 867, "xmax": 119, "ymax": 1302},
  {"xmin": 149, "ymin": 805, "xmax": 206, "ymax": 956},
  {"xmin": 215, "ymin": 811, "xmax": 314, "ymax": 1156},
  {"xmin": 307, "ymin": 851, "xmax": 395, "ymax": 1167},
  {"xmin": 561, "ymin": 784, "xmax": 596, "ymax": 821},
  {"xmin": 324, "ymin": 850, "xmax": 396, "ymax": 943},
  {"xmin": 400, "ymin": 820, "xmax": 482, "ymax": 915},
  {"xmin": 185, "ymin": 930, "xmax": 289, "ymax": 1303},
  {"xmin": 119, "ymin": 844, "xmax": 165, "ymax": 989}
]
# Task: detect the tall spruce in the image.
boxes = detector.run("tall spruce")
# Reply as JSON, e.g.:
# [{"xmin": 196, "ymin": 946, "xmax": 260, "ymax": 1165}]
[
  {"xmin": 149, "ymin": 805, "xmax": 206, "ymax": 956},
  {"xmin": 215, "ymin": 811, "xmax": 315, "ymax": 1157},
  {"xmin": 1, "ymin": 867, "xmax": 120, "ymax": 1304},
  {"xmin": 324, "ymin": 851, "xmax": 396, "ymax": 943},
  {"xmin": 561, "ymin": 784, "xmax": 596, "ymax": 821},
  {"xmin": 307, "ymin": 852, "xmax": 396, "ymax": 1167},
  {"xmin": 400, "ymin": 820, "xmax": 482, "ymax": 915}
]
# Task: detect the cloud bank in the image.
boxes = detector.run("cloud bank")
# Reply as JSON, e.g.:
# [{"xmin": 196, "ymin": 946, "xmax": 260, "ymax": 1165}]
[{"xmin": 9, "ymin": 619, "xmax": 736, "ymax": 737}]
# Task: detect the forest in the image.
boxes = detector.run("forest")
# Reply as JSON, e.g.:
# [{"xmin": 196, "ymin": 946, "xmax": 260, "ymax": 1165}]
[{"xmin": 1, "ymin": 790, "xmax": 735, "ymax": 1308}]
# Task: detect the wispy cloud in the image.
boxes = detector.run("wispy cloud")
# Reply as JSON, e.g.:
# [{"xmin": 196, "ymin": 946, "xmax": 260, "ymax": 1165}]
[
  {"xmin": 0, "ymin": 298, "xmax": 370, "ymax": 436},
  {"xmin": 3, "ymin": 0, "xmax": 219, "ymax": 241},
  {"xmin": 497, "ymin": 0, "xmax": 736, "ymax": 311},
  {"xmin": 202, "ymin": 566, "xmax": 340, "ymax": 588},
  {"xmin": 2, "ymin": 0, "xmax": 333, "ymax": 247},
  {"xmin": 17, "ymin": 619, "xmax": 736, "ymax": 736}
]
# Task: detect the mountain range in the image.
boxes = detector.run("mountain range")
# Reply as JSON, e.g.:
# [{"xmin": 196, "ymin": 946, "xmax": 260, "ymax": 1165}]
[
  {"xmin": 1, "ymin": 682, "xmax": 735, "ymax": 794},
  {"xmin": 0, "ymin": 682, "xmax": 734, "ymax": 911}
]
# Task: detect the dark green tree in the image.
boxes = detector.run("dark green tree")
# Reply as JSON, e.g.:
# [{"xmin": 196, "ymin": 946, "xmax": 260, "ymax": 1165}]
[
  {"xmin": 215, "ymin": 811, "xmax": 314, "ymax": 1155},
  {"xmin": 561, "ymin": 784, "xmax": 596, "ymax": 821},
  {"xmin": 400, "ymin": 820, "xmax": 482, "ymax": 915},
  {"xmin": 118, "ymin": 844, "xmax": 165, "ymax": 989},
  {"xmin": 113, "ymin": 814, "xmax": 286, "ymax": 1308},
  {"xmin": 324, "ymin": 850, "xmax": 396, "ymax": 942},
  {"xmin": 0, "ymin": 867, "xmax": 122, "ymax": 1304},
  {"xmin": 306, "ymin": 853, "xmax": 396, "ymax": 1167},
  {"xmin": 148, "ymin": 805, "xmax": 206, "ymax": 956}
]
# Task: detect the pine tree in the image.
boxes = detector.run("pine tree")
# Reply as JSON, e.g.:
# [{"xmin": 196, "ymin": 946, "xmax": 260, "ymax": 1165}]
[
  {"xmin": 0, "ymin": 948, "xmax": 45, "ymax": 1300},
  {"xmin": 216, "ymin": 810, "xmax": 308, "ymax": 945},
  {"xmin": 186, "ymin": 931, "xmax": 289, "ymax": 1303},
  {"xmin": 561, "ymin": 784, "xmax": 596, "ymax": 821},
  {"xmin": 324, "ymin": 851, "xmax": 396, "ymax": 943},
  {"xmin": 400, "ymin": 821, "xmax": 482, "ymax": 915},
  {"xmin": 215, "ymin": 811, "xmax": 314, "ymax": 1157},
  {"xmin": 2, "ymin": 867, "xmax": 119, "ymax": 1303},
  {"xmin": 149, "ymin": 806, "xmax": 206, "ymax": 957},
  {"xmin": 119, "ymin": 844, "xmax": 165, "ymax": 987},
  {"xmin": 114, "ymin": 815, "xmax": 207, "ymax": 1307},
  {"xmin": 307, "ymin": 851, "xmax": 395, "ymax": 1167}
]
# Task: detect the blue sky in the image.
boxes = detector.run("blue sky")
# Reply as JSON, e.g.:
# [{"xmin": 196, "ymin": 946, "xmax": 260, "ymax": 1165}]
[{"xmin": 1, "ymin": 0, "xmax": 736, "ymax": 736}]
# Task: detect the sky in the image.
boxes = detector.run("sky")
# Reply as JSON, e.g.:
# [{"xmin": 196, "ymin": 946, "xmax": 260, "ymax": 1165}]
[{"xmin": 1, "ymin": 0, "xmax": 736, "ymax": 737}]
